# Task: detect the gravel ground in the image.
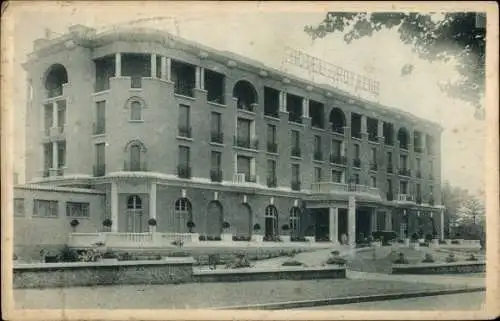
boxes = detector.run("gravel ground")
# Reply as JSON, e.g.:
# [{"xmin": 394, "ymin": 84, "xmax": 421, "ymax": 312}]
[{"xmin": 15, "ymin": 279, "xmax": 466, "ymax": 310}]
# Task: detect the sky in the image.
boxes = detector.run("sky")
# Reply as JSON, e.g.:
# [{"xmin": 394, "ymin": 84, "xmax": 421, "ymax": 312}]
[{"xmin": 7, "ymin": 2, "xmax": 486, "ymax": 196}]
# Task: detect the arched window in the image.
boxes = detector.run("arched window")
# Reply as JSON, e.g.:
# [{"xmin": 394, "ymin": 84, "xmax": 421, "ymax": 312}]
[
  {"xmin": 329, "ymin": 108, "xmax": 346, "ymax": 134},
  {"xmin": 44, "ymin": 64, "xmax": 68, "ymax": 98},
  {"xmin": 124, "ymin": 140, "xmax": 147, "ymax": 171},
  {"xmin": 289, "ymin": 207, "xmax": 300, "ymax": 234},
  {"xmin": 233, "ymin": 80, "xmax": 258, "ymax": 111},
  {"xmin": 175, "ymin": 198, "xmax": 191, "ymax": 212},
  {"xmin": 125, "ymin": 96, "xmax": 146, "ymax": 121},
  {"xmin": 264, "ymin": 205, "xmax": 278, "ymax": 237}
]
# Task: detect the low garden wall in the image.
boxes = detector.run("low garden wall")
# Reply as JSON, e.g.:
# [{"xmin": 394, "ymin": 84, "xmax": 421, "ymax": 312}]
[
  {"xmin": 392, "ymin": 261, "xmax": 485, "ymax": 275},
  {"xmin": 193, "ymin": 266, "xmax": 346, "ymax": 283},
  {"xmin": 13, "ymin": 258, "xmax": 194, "ymax": 289}
]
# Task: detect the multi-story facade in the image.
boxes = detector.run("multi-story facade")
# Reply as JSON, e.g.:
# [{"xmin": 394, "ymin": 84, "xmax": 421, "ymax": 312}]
[{"xmin": 17, "ymin": 25, "xmax": 444, "ymax": 251}]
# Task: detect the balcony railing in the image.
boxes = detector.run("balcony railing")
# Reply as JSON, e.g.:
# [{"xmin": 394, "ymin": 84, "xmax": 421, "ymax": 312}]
[
  {"xmin": 246, "ymin": 175, "xmax": 258, "ymax": 183},
  {"xmin": 267, "ymin": 176, "xmax": 277, "ymax": 188},
  {"xmin": 398, "ymin": 194, "xmax": 414, "ymax": 202},
  {"xmin": 267, "ymin": 142, "xmax": 278, "ymax": 153},
  {"xmin": 291, "ymin": 180, "xmax": 301, "ymax": 191},
  {"xmin": 368, "ymin": 133, "xmax": 378, "ymax": 142},
  {"xmin": 398, "ymin": 168, "xmax": 411, "ymax": 177},
  {"xmin": 352, "ymin": 132, "xmax": 362, "ymax": 139},
  {"xmin": 387, "ymin": 164, "xmax": 393, "ymax": 173},
  {"xmin": 174, "ymin": 81, "xmax": 195, "ymax": 97},
  {"xmin": 93, "ymin": 164, "xmax": 106, "ymax": 177},
  {"xmin": 353, "ymin": 158, "xmax": 361, "ymax": 168},
  {"xmin": 177, "ymin": 164, "xmax": 191, "ymax": 179},
  {"xmin": 233, "ymin": 173, "xmax": 246, "ymax": 184},
  {"xmin": 399, "ymin": 143, "xmax": 409, "ymax": 150},
  {"xmin": 237, "ymin": 102, "xmax": 257, "ymax": 113},
  {"xmin": 207, "ymin": 93, "xmax": 225, "ymax": 105},
  {"xmin": 313, "ymin": 151, "xmax": 323, "ymax": 161},
  {"xmin": 131, "ymin": 76, "xmax": 142, "ymax": 88},
  {"xmin": 93, "ymin": 122, "xmax": 106, "ymax": 135},
  {"xmin": 123, "ymin": 161, "xmax": 148, "ymax": 172},
  {"xmin": 234, "ymin": 136, "xmax": 259, "ymax": 150},
  {"xmin": 311, "ymin": 182, "xmax": 380, "ymax": 197},
  {"xmin": 210, "ymin": 169, "xmax": 223, "ymax": 182},
  {"xmin": 47, "ymin": 87, "xmax": 63, "ymax": 98},
  {"xmin": 211, "ymin": 131, "xmax": 224, "ymax": 144},
  {"xmin": 330, "ymin": 155, "xmax": 347, "ymax": 165},
  {"xmin": 332, "ymin": 126, "xmax": 344, "ymax": 135},
  {"xmin": 291, "ymin": 146, "xmax": 301, "ymax": 158},
  {"xmin": 178, "ymin": 125, "xmax": 192, "ymax": 138},
  {"xmin": 370, "ymin": 163, "xmax": 378, "ymax": 171}
]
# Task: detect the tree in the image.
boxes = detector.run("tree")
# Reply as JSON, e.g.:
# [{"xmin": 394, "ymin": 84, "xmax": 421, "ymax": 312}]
[
  {"xmin": 458, "ymin": 196, "xmax": 485, "ymax": 225},
  {"xmin": 305, "ymin": 12, "xmax": 486, "ymax": 118}
]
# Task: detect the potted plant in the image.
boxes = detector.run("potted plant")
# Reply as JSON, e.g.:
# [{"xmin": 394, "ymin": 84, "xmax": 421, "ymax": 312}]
[
  {"xmin": 70, "ymin": 219, "xmax": 80, "ymax": 232},
  {"xmin": 148, "ymin": 218, "xmax": 157, "ymax": 229},
  {"xmin": 221, "ymin": 221, "xmax": 232, "ymax": 242},
  {"xmin": 281, "ymin": 224, "xmax": 291, "ymax": 242},
  {"xmin": 102, "ymin": 218, "xmax": 112, "ymax": 232},
  {"xmin": 252, "ymin": 223, "xmax": 263, "ymax": 242}
]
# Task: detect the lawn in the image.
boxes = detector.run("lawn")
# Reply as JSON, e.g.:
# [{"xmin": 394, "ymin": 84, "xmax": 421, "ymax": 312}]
[{"xmin": 14, "ymin": 279, "xmax": 468, "ymax": 310}]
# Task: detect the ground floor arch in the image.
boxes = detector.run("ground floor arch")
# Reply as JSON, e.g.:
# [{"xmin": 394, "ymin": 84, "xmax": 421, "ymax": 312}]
[
  {"xmin": 264, "ymin": 205, "xmax": 278, "ymax": 237},
  {"xmin": 205, "ymin": 201, "xmax": 223, "ymax": 237}
]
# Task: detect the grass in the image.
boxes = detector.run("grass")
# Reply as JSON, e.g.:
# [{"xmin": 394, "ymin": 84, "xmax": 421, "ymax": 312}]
[{"xmin": 14, "ymin": 279, "xmax": 463, "ymax": 310}]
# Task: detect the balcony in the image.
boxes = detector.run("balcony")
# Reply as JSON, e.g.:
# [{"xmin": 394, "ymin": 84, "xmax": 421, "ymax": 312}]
[
  {"xmin": 313, "ymin": 151, "xmax": 323, "ymax": 161},
  {"xmin": 387, "ymin": 164, "xmax": 393, "ymax": 173},
  {"xmin": 291, "ymin": 180, "xmax": 301, "ymax": 191},
  {"xmin": 399, "ymin": 143, "xmax": 409, "ymax": 151},
  {"xmin": 177, "ymin": 164, "xmax": 191, "ymax": 179},
  {"xmin": 178, "ymin": 125, "xmax": 192, "ymax": 138},
  {"xmin": 397, "ymin": 194, "xmax": 414, "ymax": 203},
  {"xmin": 368, "ymin": 133, "xmax": 378, "ymax": 142},
  {"xmin": 232, "ymin": 173, "xmax": 258, "ymax": 185},
  {"xmin": 332, "ymin": 126, "xmax": 344, "ymax": 135},
  {"xmin": 311, "ymin": 182, "xmax": 380, "ymax": 198},
  {"xmin": 352, "ymin": 132, "xmax": 362, "ymax": 139},
  {"xmin": 353, "ymin": 158, "xmax": 361, "ymax": 168},
  {"xmin": 234, "ymin": 136, "xmax": 259, "ymax": 150},
  {"xmin": 370, "ymin": 163, "xmax": 378, "ymax": 171},
  {"xmin": 174, "ymin": 81, "xmax": 195, "ymax": 97},
  {"xmin": 398, "ymin": 168, "xmax": 412, "ymax": 177},
  {"xmin": 267, "ymin": 142, "xmax": 278, "ymax": 154},
  {"xmin": 267, "ymin": 176, "xmax": 277, "ymax": 188},
  {"xmin": 93, "ymin": 164, "xmax": 106, "ymax": 177},
  {"xmin": 291, "ymin": 146, "xmax": 301, "ymax": 158},
  {"xmin": 210, "ymin": 169, "xmax": 223, "ymax": 182},
  {"xmin": 330, "ymin": 155, "xmax": 347, "ymax": 165},
  {"xmin": 123, "ymin": 161, "xmax": 148, "ymax": 172},
  {"xmin": 211, "ymin": 131, "xmax": 224, "ymax": 144},
  {"xmin": 93, "ymin": 123, "xmax": 105, "ymax": 135}
]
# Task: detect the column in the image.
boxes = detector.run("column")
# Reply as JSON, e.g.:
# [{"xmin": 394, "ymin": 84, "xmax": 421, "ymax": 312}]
[
  {"xmin": 166, "ymin": 58, "xmax": 172, "ymax": 81},
  {"xmin": 115, "ymin": 52, "xmax": 121, "ymax": 77},
  {"xmin": 195, "ymin": 66, "xmax": 201, "ymax": 89},
  {"xmin": 149, "ymin": 182, "xmax": 157, "ymax": 233},
  {"xmin": 439, "ymin": 208, "xmax": 444, "ymax": 240},
  {"xmin": 371, "ymin": 209, "xmax": 377, "ymax": 233},
  {"xmin": 361, "ymin": 115, "xmax": 367, "ymax": 134},
  {"xmin": 302, "ymin": 98, "xmax": 309, "ymax": 118},
  {"xmin": 51, "ymin": 141, "xmax": 58, "ymax": 169},
  {"xmin": 377, "ymin": 120, "xmax": 384, "ymax": 138},
  {"xmin": 200, "ymin": 67, "xmax": 205, "ymax": 90},
  {"xmin": 279, "ymin": 91, "xmax": 287, "ymax": 112},
  {"xmin": 110, "ymin": 181, "xmax": 119, "ymax": 232},
  {"xmin": 385, "ymin": 211, "xmax": 392, "ymax": 230},
  {"xmin": 348, "ymin": 196, "xmax": 356, "ymax": 248},
  {"xmin": 151, "ymin": 54, "xmax": 157, "ymax": 78},
  {"xmin": 160, "ymin": 56, "xmax": 167, "ymax": 80},
  {"xmin": 329, "ymin": 207, "xmax": 339, "ymax": 244}
]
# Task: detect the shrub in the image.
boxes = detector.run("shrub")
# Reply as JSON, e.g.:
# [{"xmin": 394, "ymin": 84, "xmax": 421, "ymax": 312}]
[
  {"xmin": 331, "ymin": 250, "xmax": 340, "ymax": 256},
  {"xmin": 148, "ymin": 218, "xmax": 157, "ymax": 226},
  {"xmin": 422, "ymin": 253, "xmax": 435, "ymax": 263},
  {"xmin": 118, "ymin": 252, "xmax": 133, "ymax": 261},
  {"xmin": 169, "ymin": 251, "xmax": 190, "ymax": 257},
  {"xmin": 451, "ymin": 240, "xmax": 460, "ymax": 244},
  {"xmin": 291, "ymin": 236, "xmax": 307, "ymax": 242},
  {"xmin": 232, "ymin": 235, "xmax": 251, "ymax": 241},
  {"xmin": 425, "ymin": 234, "xmax": 433, "ymax": 242},
  {"xmin": 199, "ymin": 235, "xmax": 207, "ymax": 241},
  {"xmin": 102, "ymin": 218, "xmax": 113, "ymax": 228},
  {"xmin": 445, "ymin": 253, "xmax": 457, "ymax": 263},
  {"xmin": 411, "ymin": 233, "xmax": 420, "ymax": 242},
  {"xmin": 397, "ymin": 239, "xmax": 405, "ymax": 244},
  {"xmin": 281, "ymin": 224, "xmax": 290, "ymax": 231},
  {"xmin": 222, "ymin": 221, "xmax": 230, "ymax": 229},
  {"xmin": 186, "ymin": 221, "xmax": 196, "ymax": 233},
  {"xmin": 225, "ymin": 254, "xmax": 251, "ymax": 269},
  {"xmin": 419, "ymin": 242, "xmax": 428, "ymax": 247},
  {"xmin": 171, "ymin": 240, "xmax": 184, "ymax": 247},
  {"xmin": 102, "ymin": 251, "xmax": 118, "ymax": 259},
  {"xmin": 70, "ymin": 219, "xmax": 80, "ymax": 228},
  {"xmin": 253, "ymin": 223, "xmax": 261, "ymax": 231},
  {"xmin": 263, "ymin": 235, "xmax": 282, "ymax": 242},
  {"xmin": 439, "ymin": 240, "xmax": 447, "ymax": 244},
  {"xmin": 466, "ymin": 253, "xmax": 478, "ymax": 261},
  {"xmin": 394, "ymin": 252, "xmax": 409, "ymax": 264},
  {"xmin": 282, "ymin": 260, "xmax": 303, "ymax": 266},
  {"xmin": 59, "ymin": 245, "xmax": 79, "ymax": 262},
  {"xmin": 372, "ymin": 230, "xmax": 397, "ymax": 242},
  {"xmin": 326, "ymin": 256, "xmax": 347, "ymax": 265}
]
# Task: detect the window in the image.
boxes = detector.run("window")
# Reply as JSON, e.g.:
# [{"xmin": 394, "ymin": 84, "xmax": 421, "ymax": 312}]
[
  {"xmin": 416, "ymin": 158, "xmax": 421, "ymax": 171},
  {"xmin": 95, "ymin": 101, "xmax": 106, "ymax": 134},
  {"xmin": 400, "ymin": 155, "xmax": 408, "ymax": 169},
  {"xmin": 290, "ymin": 207, "xmax": 300, "ymax": 233},
  {"xmin": 44, "ymin": 103, "xmax": 53, "ymax": 132},
  {"xmin": 237, "ymin": 118, "xmax": 251, "ymax": 147},
  {"xmin": 370, "ymin": 176, "xmax": 377, "ymax": 187},
  {"xmin": 291, "ymin": 130, "xmax": 300, "ymax": 149},
  {"xmin": 127, "ymin": 195, "xmax": 143, "ymax": 209},
  {"xmin": 332, "ymin": 170, "xmax": 343, "ymax": 183},
  {"xmin": 371, "ymin": 147, "xmax": 377, "ymax": 163},
  {"xmin": 14, "ymin": 198, "xmax": 24, "ymax": 217},
  {"xmin": 354, "ymin": 144, "xmax": 360, "ymax": 158},
  {"xmin": 387, "ymin": 151, "xmax": 393, "ymax": 165},
  {"xmin": 237, "ymin": 155, "xmax": 251, "ymax": 178},
  {"xmin": 57, "ymin": 141, "xmax": 66, "ymax": 168},
  {"xmin": 179, "ymin": 105, "xmax": 191, "ymax": 137},
  {"xmin": 57, "ymin": 100, "xmax": 66, "ymax": 128},
  {"xmin": 314, "ymin": 135, "xmax": 322, "ymax": 160},
  {"xmin": 211, "ymin": 151, "xmax": 221, "ymax": 171},
  {"xmin": 66, "ymin": 202, "xmax": 90, "ymax": 218},
  {"xmin": 211, "ymin": 112, "xmax": 223, "ymax": 143},
  {"xmin": 130, "ymin": 101, "xmax": 142, "ymax": 121},
  {"xmin": 400, "ymin": 181, "xmax": 408, "ymax": 194},
  {"xmin": 267, "ymin": 159, "xmax": 276, "ymax": 177},
  {"xmin": 416, "ymin": 183, "xmax": 422, "ymax": 198},
  {"xmin": 387, "ymin": 179, "xmax": 392, "ymax": 192},
  {"xmin": 353, "ymin": 173, "xmax": 360, "ymax": 185},
  {"xmin": 179, "ymin": 146, "xmax": 190, "ymax": 166},
  {"xmin": 175, "ymin": 198, "xmax": 191, "ymax": 212},
  {"xmin": 33, "ymin": 200, "xmax": 58, "ymax": 217},
  {"xmin": 43, "ymin": 143, "xmax": 53, "ymax": 171},
  {"xmin": 331, "ymin": 140, "xmax": 341, "ymax": 157},
  {"xmin": 156, "ymin": 55, "xmax": 162, "ymax": 78},
  {"xmin": 314, "ymin": 167, "xmax": 322, "ymax": 182},
  {"xmin": 174, "ymin": 198, "xmax": 193, "ymax": 233}
]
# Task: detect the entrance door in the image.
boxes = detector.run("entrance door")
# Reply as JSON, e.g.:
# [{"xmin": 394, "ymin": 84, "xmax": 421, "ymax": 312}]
[
  {"xmin": 338, "ymin": 208, "xmax": 348, "ymax": 243},
  {"xmin": 126, "ymin": 195, "xmax": 143, "ymax": 233},
  {"xmin": 356, "ymin": 209, "xmax": 371, "ymax": 242},
  {"xmin": 206, "ymin": 201, "xmax": 223, "ymax": 237},
  {"xmin": 264, "ymin": 205, "xmax": 278, "ymax": 237},
  {"xmin": 315, "ymin": 208, "xmax": 329, "ymax": 242}
]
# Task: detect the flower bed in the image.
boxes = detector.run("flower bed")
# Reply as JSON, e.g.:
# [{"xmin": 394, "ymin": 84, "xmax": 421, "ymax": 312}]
[{"xmin": 392, "ymin": 261, "xmax": 485, "ymax": 274}]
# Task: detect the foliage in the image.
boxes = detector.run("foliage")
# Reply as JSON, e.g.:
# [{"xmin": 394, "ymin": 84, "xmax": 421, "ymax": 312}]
[
  {"xmin": 326, "ymin": 256, "xmax": 347, "ymax": 265},
  {"xmin": 331, "ymin": 250, "xmax": 340, "ymax": 256},
  {"xmin": 422, "ymin": 253, "xmax": 435, "ymax": 263},
  {"xmin": 291, "ymin": 236, "xmax": 308, "ymax": 242},
  {"xmin": 225, "ymin": 254, "xmax": 252, "ymax": 269},
  {"xmin": 168, "ymin": 251, "xmax": 190, "ymax": 257},
  {"xmin": 394, "ymin": 252, "xmax": 409, "ymax": 264},
  {"xmin": 70, "ymin": 219, "xmax": 80, "ymax": 228},
  {"xmin": 425, "ymin": 233, "xmax": 434, "ymax": 242},
  {"xmin": 102, "ymin": 251, "xmax": 118, "ymax": 259},
  {"xmin": 466, "ymin": 253, "xmax": 478, "ymax": 261},
  {"xmin": 304, "ymin": 12, "xmax": 485, "ymax": 115},
  {"xmin": 222, "ymin": 221, "xmax": 230, "ymax": 229},
  {"xmin": 445, "ymin": 253, "xmax": 457, "ymax": 263},
  {"xmin": 147, "ymin": 218, "xmax": 157, "ymax": 226},
  {"xmin": 282, "ymin": 260, "xmax": 304, "ymax": 266},
  {"xmin": 186, "ymin": 220, "xmax": 196, "ymax": 233},
  {"xmin": 58, "ymin": 245, "xmax": 80, "ymax": 262},
  {"xmin": 199, "ymin": 235, "xmax": 222, "ymax": 241},
  {"xmin": 102, "ymin": 218, "xmax": 113, "ymax": 227},
  {"xmin": 253, "ymin": 223, "xmax": 261, "ymax": 231},
  {"xmin": 263, "ymin": 235, "xmax": 283, "ymax": 242},
  {"xmin": 411, "ymin": 233, "xmax": 420, "ymax": 242},
  {"xmin": 232, "ymin": 235, "xmax": 251, "ymax": 241},
  {"xmin": 372, "ymin": 230, "xmax": 397, "ymax": 242}
]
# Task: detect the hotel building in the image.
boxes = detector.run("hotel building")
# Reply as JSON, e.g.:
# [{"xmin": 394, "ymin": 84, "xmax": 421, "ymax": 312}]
[{"xmin": 14, "ymin": 25, "xmax": 444, "ymax": 255}]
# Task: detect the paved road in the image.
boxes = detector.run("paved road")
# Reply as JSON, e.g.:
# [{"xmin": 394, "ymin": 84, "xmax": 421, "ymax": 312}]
[{"xmin": 292, "ymin": 292, "xmax": 486, "ymax": 310}]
